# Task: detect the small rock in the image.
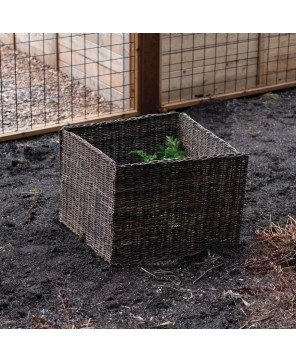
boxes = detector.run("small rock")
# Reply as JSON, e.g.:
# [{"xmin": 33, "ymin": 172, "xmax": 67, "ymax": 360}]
[
  {"xmin": 24, "ymin": 145, "xmax": 50, "ymax": 161},
  {"xmin": 3, "ymin": 219, "xmax": 16, "ymax": 228},
  {"xmin": 0, "ymin": 299, "xmax": 9, "ymax": 310},
  {"xmin": 105, "ymin": 300, "xmax": 120, "ymax": 310},
  {"xmin": 284, "ymin": 112, "xmax": 294, "ymax": 118},
  {"xmin": 251, "ymin": 99, "xmax": 262, "ymax": 106},
  {"xmin": 11, "ymin": 159, "xmax": 23, "ymax": 167},
  {"xmin": 25, "ymin": 287, "xmax": 43, "ymax": 300},
  {"xmin": 50, "ymin": 141, "xmax": 60, "ymax": 152},
  {"xmin": 260, "ymin": 92, "xmax": 280, "ymax": 102},
  {"xmin": 1, "ymin": 282, "xmax": 16, "ymax": 294}
]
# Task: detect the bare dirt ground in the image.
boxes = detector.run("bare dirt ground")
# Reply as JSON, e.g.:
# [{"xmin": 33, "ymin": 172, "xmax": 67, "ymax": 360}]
[{"xmin": 0, "ymin": 88, "xmax": 296, "ymax": 329}]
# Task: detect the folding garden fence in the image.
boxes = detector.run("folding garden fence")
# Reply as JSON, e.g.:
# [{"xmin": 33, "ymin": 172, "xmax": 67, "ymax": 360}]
[{"xmin": 59, "ymin": 112, "xmax": 248, "ymax": 265}]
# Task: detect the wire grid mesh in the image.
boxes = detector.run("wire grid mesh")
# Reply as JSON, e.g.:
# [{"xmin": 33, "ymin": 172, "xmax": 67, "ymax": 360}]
[
  {"xmin": 161, "ymin": 33, "xmax": 296, "ymax": 106},
  {"xmin": 0, "ymin": 33, "xmax": 136, "ymax": 136}
]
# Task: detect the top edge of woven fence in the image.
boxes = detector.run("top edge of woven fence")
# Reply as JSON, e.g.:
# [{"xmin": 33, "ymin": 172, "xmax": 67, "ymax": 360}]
[
  {"xmin": 61, "ymin": 111, "xmax": 180, "ymax": 132},
  {"xmin": 115, "ymin": 153, "xmax": 246, "ymax": 168},
  {"xmin": 60, "ymin": 111, "xmax": 246, "ymax": 167}
]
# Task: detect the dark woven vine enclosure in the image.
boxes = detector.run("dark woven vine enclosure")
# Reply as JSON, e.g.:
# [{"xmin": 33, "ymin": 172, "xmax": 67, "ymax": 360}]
[{"xmin": 59, "ymin": 112, "xmax": 248, "ymax": 265}]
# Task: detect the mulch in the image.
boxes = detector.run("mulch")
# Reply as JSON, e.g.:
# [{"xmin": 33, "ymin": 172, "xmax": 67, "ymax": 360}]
[{"xmin": 1, "ymin": 79, "xmax": 296, "ymax": 328}]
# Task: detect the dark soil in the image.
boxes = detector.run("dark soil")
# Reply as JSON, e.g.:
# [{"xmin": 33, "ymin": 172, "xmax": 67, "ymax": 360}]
[{"xmin": 1, "ymin": 88, "xmax": 296, "ymax": 329}]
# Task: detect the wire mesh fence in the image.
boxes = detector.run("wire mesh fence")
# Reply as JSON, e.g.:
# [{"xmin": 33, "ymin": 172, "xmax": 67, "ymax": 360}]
[
  {"xmin": 0, "ymin": 33, "xmax": 137, "ymax": 138},
  {"xmin": 161, "ymin": 33, "xmax": 296, "ymax": 108},
  {"xmin": 1, "ymin": 33, "xmax": 296, "ymax": 140}
]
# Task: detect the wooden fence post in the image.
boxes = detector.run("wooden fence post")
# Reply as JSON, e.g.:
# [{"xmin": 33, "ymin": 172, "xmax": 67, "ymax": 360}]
[
  {"xmin": 257, "ymin": 33, "xmax": 269, "ymax": 86},
  {"xmin": 137, "ymin": 33, "xmax": 161, "ymax": 114},
  {"xmin": 9, "ymin": 33, "xmax": 16, "ymax": 50}
]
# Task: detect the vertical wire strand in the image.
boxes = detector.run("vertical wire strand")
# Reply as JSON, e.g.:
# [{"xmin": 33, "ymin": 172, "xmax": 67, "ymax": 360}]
[
  {"xmin": 42, "ymin": 33, "xmax": 47, "ymax": 126},
  {"xmin": 97, "ymin": 33, "xmax": 100, "ymax": 116},
  {"xmin": 224, "ymin": 33, "xmax": 229, "ymax": 94},
  {"xmin": 245, "ymin": 33, "xmax": 250, "ymax": 90},
  {"xmin": 213, "ymin": 33, "xmax": 218, "ymax": 95},
  {"xmin": 57, "ymin": 33, "xmax": 60, "ymax": 124},
  {"xmin": 70, "ymin": 33, "xmax": 74, "ymax": 120},
  {"xmin": 130, "ymin": 33, "xmax": 135, "ymax": 111},
  {"xmin": 0, "ymin": 44, "xmax": 4, "ymax": 133},
  {"xmin": 13, "ymin": 37, "xmax": 18, "ymax": 131},
  {"xmin": 275, "ymin": 33, "xmax": 280, "ymax": 84},
  {"xmin": 234, "ymin": 33, "xmax": 239, "ymax": 92},
  {"xmin": 238, "ymin": 34, "xmax": 243, "ymax": 91},
  {"xmin": 109, "ymin": 33, "xmax": 113, "ymax": 114},
  {"xmin": 131, "ymin": 32, "xmax": 135, "ymax": 111},
  {"xmin": 127, "ymin": 32, "xmax": 132, "ymax": 111},
  {"xmin": 122, "ymin": 32, "xmax": 127, "ymax": 112},
  {"xmin": 83, "ymin": 33, "xmax": 87, "ymax": 118},
  {"xmin": 202, "ymin": 33, "xmax": 206, "ymax": 97},
  {"xmin": 266, "ymin": 34, "xmax": 271, "ymax": 85},
  {"xmin": 285, "ymin": 33, "xmax": 291, "ymax": 82},
  {"xmin": 190, "ymin": 33, "xmax": 195, "ymax": 100},
  {"xmin": 180, "ymin": 33, "xmax": 184, "ymax": 102},
  {"xmin": 168, "ymin": 34, "xmax": 172, "ymax": 104},
  {"xmin": 257, "ymin": 33, "xmax": 263, "ymax": 86},
  {"xmin": 28, "ymin": 33, "xmax": 33, "ymax": 129},
  {"xmin": 122, "ymin": 33, "xmax": 125, "ymax": 111}
]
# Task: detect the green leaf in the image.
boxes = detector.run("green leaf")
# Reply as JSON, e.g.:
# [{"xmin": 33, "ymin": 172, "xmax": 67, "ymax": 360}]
[
  {"xmin": 130, "ymin": 150, "xmax": 157, "ymax": 162},
  {"xmin": 130, "ymin": 136, "xmax": 187, "ymax": 162}
]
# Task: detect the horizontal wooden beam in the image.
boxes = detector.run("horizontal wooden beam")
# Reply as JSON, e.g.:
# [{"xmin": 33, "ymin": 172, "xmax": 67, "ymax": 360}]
[
  {"xmin": 161, "ymin": 80, "xmax": 296, "ymax": 111},
  {"xmin": 0, "ymin": 110, "xmax": 139, "ymax": 143}
]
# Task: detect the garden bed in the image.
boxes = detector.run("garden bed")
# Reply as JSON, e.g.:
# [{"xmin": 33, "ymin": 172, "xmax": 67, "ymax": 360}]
[{"xmin": 1, "ymin": 88, "xmax": 296, "ymax": 328}]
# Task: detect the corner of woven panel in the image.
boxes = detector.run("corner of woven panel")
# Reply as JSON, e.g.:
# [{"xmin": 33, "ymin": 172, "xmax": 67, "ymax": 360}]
[{"xmin": 236, "ymin": 152, "xmax": 249, "ymax": 161}]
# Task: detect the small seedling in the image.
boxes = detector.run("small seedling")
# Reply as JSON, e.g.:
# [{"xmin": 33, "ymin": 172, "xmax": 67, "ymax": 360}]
[
  {"xmin": 156, "ymin": 136, "xmax": 187, "ymax": 160},
  {"xmin": 129, "ymin": 150, "xmax": 158, "ymax": 162},
  {"xmin": 130, "ymin": 136, "xmax": 187, "ymax": 162},
  {"xmin": 20, "ymin": 188, "xmax": 42, "ymax": 197},
  {"xmin": 0, "ymin": 243, "xmax": 12, "ymax": 253},
  {"xmin": 31, "ymin": 188, "xmax": 42, "ymax": 194},
  {"xmin": 248, "ymin": 129, "xmax": 261, "ymax": 139}
]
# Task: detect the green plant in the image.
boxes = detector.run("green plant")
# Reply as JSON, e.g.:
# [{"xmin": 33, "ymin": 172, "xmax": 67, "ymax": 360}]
[
  {"xmin": 248, "ymin": 128, "xmax": 261, "ymax": 139},
  {"xmin": 129, "ymin": 149, "xmax": 158, "ymax": 162},
  {"xmin": 31, "ymin": 188, "xmax": 42, "ymax": 194},
  {"xmin": 130, "ymin": 136, "xmax": 187, "ymax": 162}
]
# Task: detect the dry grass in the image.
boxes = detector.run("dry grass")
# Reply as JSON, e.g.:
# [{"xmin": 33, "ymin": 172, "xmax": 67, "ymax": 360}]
[
  {"xmin": 240, "ymin": 216, "xmax": 296, "ymax": 328},
  {"xmin": 31, "ymin": 283, "xmax": 95, "ymax": 329},
  {"xmin": 247, "ymin": 215, "xmax": 296, "ymax": 275}
]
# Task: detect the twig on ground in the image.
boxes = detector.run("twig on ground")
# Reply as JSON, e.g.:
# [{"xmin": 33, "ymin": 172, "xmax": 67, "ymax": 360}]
[
  {"xmin": 240, "ymin": 313, "xmax": 275, "ymax": 329},
  {"xmin": 140, "ymin": 267, "xmax": 157, "ymax": 278},
  {"xmin": 53, "ymin": 284, "xmax": 75, "ymax": 329},
  {"xmin": 32, "ymin": 315, "xmax": 62, "ymax": 329},
  {"xmin": 25, "ymin": 200, "xmax": 37, "ymax": 222},
  {"xmin": 193, "ymin": 263, "xmax": 225, "ymax": 283},
  {"xmin": 154, "ymin": 320, "xmax": 173, "ymax": 328}
]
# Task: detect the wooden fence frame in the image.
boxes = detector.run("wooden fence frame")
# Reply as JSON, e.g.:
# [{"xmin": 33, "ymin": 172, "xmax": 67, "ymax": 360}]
[
  {"xmin": 0, "ymin": 33, "xmax": 162, "ymax": 142},
  {"xmin": 132, "ymin": 33, "xmax": 296, "ymax": 114},
  {"xmin": 158, "ymin": 33, "xmax": 296, "ymax": 111},
  {"xmin": 1, "ymin": 33, "xmax": 296, "ymax": 142}
]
